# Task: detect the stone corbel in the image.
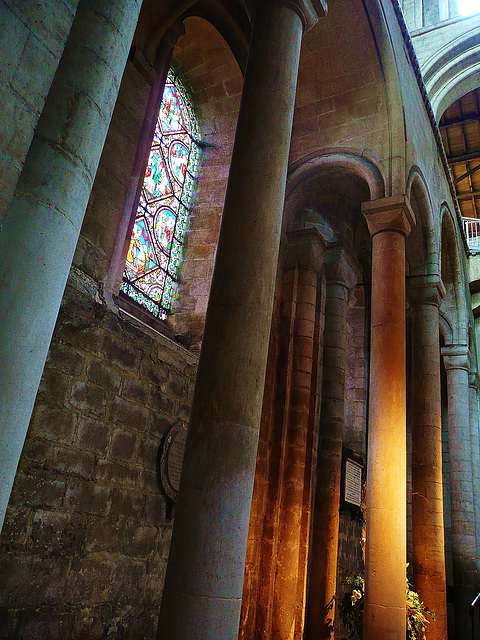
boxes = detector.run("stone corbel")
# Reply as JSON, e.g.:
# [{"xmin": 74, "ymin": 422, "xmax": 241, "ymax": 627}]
[
  {"xmin": 244, "ymin": 0, "xmax": 327, "ymax": 31},
  {"xmin": 324, "ymin": 243, "xmax": 361, "ymax": 295},
  {"xmin": 442, "ymin": 344, "xmax": 470, "ymax": 372},
  {"xmin": 407, "ymin": 274, "xmax": 446, "ymax": 308},
  {"xmin": 362, "ymin": 194, "xmax": 416, "ymax": 237},
  {"xmin": 286, "ymin": 227, "xmax": 326, "ymax": 273}
]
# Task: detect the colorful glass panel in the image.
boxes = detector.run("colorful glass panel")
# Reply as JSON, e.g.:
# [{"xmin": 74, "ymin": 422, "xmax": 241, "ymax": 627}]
[{"xmin": 121, "ymin": 70, "xmax": 199, "ymax": 318}]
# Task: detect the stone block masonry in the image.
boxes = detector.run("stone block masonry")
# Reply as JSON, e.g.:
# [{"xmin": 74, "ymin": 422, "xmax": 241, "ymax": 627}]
[{"xmin": 0, "ymin": 278, "xmax": 197, "ymax": 639}]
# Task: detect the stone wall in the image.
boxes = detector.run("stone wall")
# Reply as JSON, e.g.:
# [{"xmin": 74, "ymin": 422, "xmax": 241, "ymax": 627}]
[
  {"xmin": 0, "ymin": 276, "xmax": 197, "ymax": 639},
  {"xmin": 169, "ymin": 16, "xmax": 243, "ymax": 348}
]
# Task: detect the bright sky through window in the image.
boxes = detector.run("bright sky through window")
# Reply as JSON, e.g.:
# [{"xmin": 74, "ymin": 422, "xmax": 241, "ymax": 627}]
[
  {"xmin": 121, "ymin": 70, "xmax": 199, "ymax": 319},
  {"xmin": 458, "ymin": 0, "xmax": 479, "ymax": 15}
]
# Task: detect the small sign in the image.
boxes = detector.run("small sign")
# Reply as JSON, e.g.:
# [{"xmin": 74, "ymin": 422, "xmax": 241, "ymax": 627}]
[
  {"xmin": 344, "ymin": 458, "xmax": 363, "ymax": 507},
  {"xmin": 158, "ymin": 422, "xmax": 188, "ymax": 502}
]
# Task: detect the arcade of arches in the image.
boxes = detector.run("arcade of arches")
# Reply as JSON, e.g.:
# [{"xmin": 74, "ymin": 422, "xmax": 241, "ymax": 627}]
[{"xmin": 1, "ymin": 0, "xmax": 480, "ymax": 639}]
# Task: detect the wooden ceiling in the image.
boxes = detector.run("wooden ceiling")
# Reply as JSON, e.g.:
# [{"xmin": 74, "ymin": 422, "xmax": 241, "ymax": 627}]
[{"xmin": 440, "ymin": 87, "xmax": 480, "ymax": 220}]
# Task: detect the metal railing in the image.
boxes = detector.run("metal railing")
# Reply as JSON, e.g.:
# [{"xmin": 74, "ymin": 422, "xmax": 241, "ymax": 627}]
[
  {"xmin": 463, "ymin": 217, "xmax": 480, "ymax": 249},
  {"xmin": 471, "ymin": 592, "xmax": 480, "ymax": 640}
]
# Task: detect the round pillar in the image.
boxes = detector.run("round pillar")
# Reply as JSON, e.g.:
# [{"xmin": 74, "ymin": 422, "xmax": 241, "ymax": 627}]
[
  {"xmin": 273, "ymin": 229, "xmax": 325, "ymax": 640},
  {"xmin": 156, "ymin": 2, "xmax": 325, "ymax": 639},
  {"xmin": 0, "ymin": 0, "xmax": 142, "ymax": 532},
  {"xmin": 306, "ymin": 245, "xmax": 360, "ymax": 640},
  {"xmin": 442, "ymin": 345, "xmax": 478, "ymax": 638},
  {"xmin": 408, "ymin": 277, "xmax": 448, "ymax": 640},
  {"xmin": 469, "ymin": 372, "xmax": 480, "ymax": 575},
  {"xmin": 361, "ymin": 196, "xmax": 415, "ymax": 640}
]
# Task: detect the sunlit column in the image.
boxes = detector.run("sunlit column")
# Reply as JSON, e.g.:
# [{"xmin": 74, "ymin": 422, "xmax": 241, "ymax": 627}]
[
  {"xmin": 0, "ymin": 0, "xmax": 142, "ymax": 533},
  {"xmin": 361, "ymin": 195, "xmax": 415, "ymax": 640},
  {"xmin": 273, "ymin": 229, "xmax": 325, "ymax": 640},
  {"xmin": 306, "ymin": 245, "xmax": 360, "ymax": 640},
  {"xmin": 156, "ymin": 2, "xmax": 326, "ymax": 639},
  {"xmin": 442, "ymin": 345, "xmax": 478, "ymax": 638},
  {"xmin": 408, "ymin": 276, "xmax": 447, "ymax": 640}
]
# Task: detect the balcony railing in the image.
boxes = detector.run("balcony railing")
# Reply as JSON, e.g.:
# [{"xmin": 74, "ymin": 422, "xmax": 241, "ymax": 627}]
[{"xmin": 463, "ymin": 217, "xmax": 480, "ymax": 249}]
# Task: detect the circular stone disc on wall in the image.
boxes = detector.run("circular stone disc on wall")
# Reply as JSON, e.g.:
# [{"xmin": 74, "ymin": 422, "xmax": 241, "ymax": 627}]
[{"xmin": 158, "ymin": 421, "xmax": 188, "ymax": 502}]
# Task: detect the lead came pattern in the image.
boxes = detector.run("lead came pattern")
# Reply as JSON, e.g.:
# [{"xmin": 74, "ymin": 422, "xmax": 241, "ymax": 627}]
[{"xmin": 121, "ymin": 70, "xmax": 199, "ymax": 318}]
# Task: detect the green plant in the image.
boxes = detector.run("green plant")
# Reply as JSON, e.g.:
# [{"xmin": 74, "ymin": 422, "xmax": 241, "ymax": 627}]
[{"xmin": 339, "ymin": 571, "xmax": 435, "ymax": 640}]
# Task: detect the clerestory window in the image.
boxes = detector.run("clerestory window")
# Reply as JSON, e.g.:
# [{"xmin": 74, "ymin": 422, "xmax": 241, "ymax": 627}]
[{"xmin": 120, "ymin": 69, "xmax": 199, "ymax": 319}]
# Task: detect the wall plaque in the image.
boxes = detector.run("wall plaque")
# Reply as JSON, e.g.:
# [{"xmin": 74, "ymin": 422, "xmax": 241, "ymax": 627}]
[
  {"xmin": 344, "ymin": 458, "xmax": 363, "ymax": 507},
  {"xmin": 158, "ymin": 422, "xmax": 188, "ymax": 502}
]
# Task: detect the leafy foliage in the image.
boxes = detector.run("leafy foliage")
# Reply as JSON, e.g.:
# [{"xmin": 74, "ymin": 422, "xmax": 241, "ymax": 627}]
[{"xmin": 339, "ymin": 571, "xmax": 435, "ymax": 640}]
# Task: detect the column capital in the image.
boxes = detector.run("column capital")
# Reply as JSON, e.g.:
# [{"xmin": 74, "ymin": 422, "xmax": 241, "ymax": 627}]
[
  {"xmin": 407, "ymin": 275, "xmax": 446, "ymax": 307},
  {"xmin": 287, "ymin": 227, "xmax": 326, "ymax": 273},
  {"xmin": 469, "ymin": 371, "xmax": 480, "ymax": 390},
  {"xmin": 361, "ymin": 195, "xmax": 416, "ymax": 238},
  {"xmin": 442, "ymin": 345, "xmax": 470, "ymax": 372},
  {"xmin": 247, "ymin": 0, "xmax": 327, "ymax": 31},
  {"xmin": 324, "ymin": 243, "xmax": 361, "ymax": 292}
]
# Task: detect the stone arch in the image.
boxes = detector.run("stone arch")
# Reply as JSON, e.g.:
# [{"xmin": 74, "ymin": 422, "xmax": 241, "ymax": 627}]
[
  {"xmin": 167, "ymin": 15, "xmax": 245, "ymax": 348},
  {"xmin": 143, "ymin": 0, "xmax": 250, "ymax": 70},
  {"xmin": 405, "ymin": 167, "xmax": 439, "ymax": 276},
  {"xmin": 78, "ymin": 6, "xmax": 245, "ymax": 350},
  {"xmin": 287, "ymin": 150, "xmax": 386, "ymax": 202},
  {"xmin": 440, "ymin": 204, "xmax": 469, "ymax": 344},
  {"xmin": 439, "ymin": 309, "xmax": 455, "ymax": 345},
  {"xmin": 422, "ymin": 27, "xmax": 480, "ymax": 119},
  {"xmin": 284, "ymin": 150, "xmax": 385, "ymax": 274}
]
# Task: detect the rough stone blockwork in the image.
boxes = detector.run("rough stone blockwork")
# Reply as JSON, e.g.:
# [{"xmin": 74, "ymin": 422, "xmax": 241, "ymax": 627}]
[{"xmin": 0, "ymin": 282, "xmax": 197, "ymax": 639}]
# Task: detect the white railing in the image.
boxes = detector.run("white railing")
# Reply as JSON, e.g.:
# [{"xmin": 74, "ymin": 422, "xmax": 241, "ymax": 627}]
[{"xmin": 463, "ymin": 217, "xmax": 480, "ymax": 249}]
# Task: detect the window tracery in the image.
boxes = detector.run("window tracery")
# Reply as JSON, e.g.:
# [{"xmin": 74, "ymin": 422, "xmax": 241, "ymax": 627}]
[{"xmin": 121, "ymin": 69, "xmax": 199, "ymax": 319}]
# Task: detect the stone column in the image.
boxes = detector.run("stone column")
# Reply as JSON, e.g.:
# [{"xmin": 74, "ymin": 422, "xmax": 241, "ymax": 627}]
[
  {"xmin": 305, "ymin": 245, "xmax": 360, "ymax": 640},
  {"xmin": 469, "ymin": 372, "xmax": 480, "ymax": 574},
  {"xmin": 156, "ymin": 2, "xmax": 326, "ymax": 639},
  {"xmin": 0, "ymin": 0, "xmax": 141, "ymax": 532},
  {"xmin": 361, "ymin": 195, "xmax": 415, "ymax": 640},
  {"xmin": 442, "ymin": 345, "xmax": 478, "ymax": 638},
  {"xmin": 408, "ymin": 276, "xmax": 448, "ymax": 640},
  {"xmin": 273, "ymin": 229, "xmax": 325, "ymax": 640}
]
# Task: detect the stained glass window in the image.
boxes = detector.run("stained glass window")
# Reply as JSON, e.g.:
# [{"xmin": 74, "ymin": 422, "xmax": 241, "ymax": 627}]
[{"xmin": 121, "ymin": 69, "xmax": 199, "ymax": 319}]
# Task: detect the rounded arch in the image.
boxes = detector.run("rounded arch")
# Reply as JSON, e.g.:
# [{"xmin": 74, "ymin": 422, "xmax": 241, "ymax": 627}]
[
  {"xmin": 422, "ymin": 28, "xmax": 480, "ymax": 119},
  {"xmin": 166, "ymin": 14, "xmax": 245, "ymax": 347},
  {"xmin": 141, "ymin": 0, "xmax": 250, "ymax": 71},
  {"xmin": 439, "ymin": 309, "xmax": 454, "ymax": 345},
  {"xmin": 440, "ymin": 204, "xmax": 469, "ymax": 344},
  {"xmin": 283, "ymin": 151, "xmax": 385, "ymax": 272},
  {"xmin": 405, "ymin": 167, "xmax": 439, "ymax": 276},
  {"xmin": 286, "ymin": 150, "xmax": 385, "ymax": 201}
]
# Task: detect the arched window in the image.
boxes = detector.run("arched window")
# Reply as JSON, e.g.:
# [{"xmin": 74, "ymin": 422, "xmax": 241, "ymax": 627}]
[{"xmin": 120, "ymin": 69, "xmax": 199, "ymax": 319}]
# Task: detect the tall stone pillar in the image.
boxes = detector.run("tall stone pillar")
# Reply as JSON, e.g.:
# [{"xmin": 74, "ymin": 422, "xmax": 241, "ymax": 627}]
[
  {"xmin": 469, "ymin": 372, "xmax": 480, "ymax": 574},
  {"xmin": 442, "ymin": 345, "xmax": 478, "ymax": 638},
  {"xmin": 408, "ymin": 277, "xmax": 448, "ymax": 640},
  {"xmin": 0, "ymin": 0, "xmax": 141, "ymax": 532},
  {"xmin": 156, "ymin": 2, "xmax": 326, "ymax": 639},
  {"xmin": 361, "ymin": 195, "xmax": 415, "ymax": 640},
  {"xmin": 305, "ymin": 245, "xmax": 360, "ymax": 640},
  {"xmin": 273, "ymin": 229, "xmax": 325, "ymax": 640}
]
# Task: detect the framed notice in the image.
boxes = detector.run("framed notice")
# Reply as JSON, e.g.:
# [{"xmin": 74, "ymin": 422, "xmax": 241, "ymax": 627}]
[
  {"xmin": 340, "ymin": 447, "xmax": 364, "ymax": 515},
  {"xmin": 344, "ymin": 458, "xmax": 362, "ymax": 507}
]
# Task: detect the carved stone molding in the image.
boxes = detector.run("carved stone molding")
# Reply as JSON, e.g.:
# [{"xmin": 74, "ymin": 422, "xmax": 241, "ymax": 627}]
[{"xmin": 362, "ymin": 194, "xmax": 416, "ymax": 238}]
